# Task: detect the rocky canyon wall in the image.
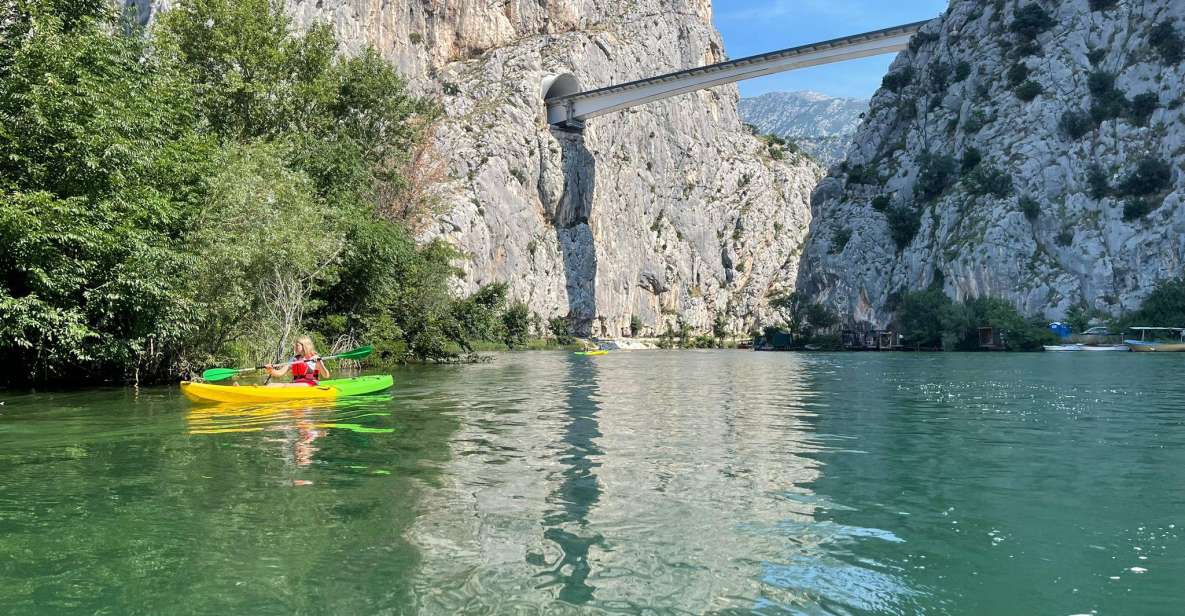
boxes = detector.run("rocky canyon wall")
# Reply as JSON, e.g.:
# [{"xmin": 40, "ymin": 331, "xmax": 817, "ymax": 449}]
[
  {"xmin": 133, "ymin": 0, "xmax": 822, "ymax": 337},
  {"xmin": 797, "ymin": 0, "xmax": 1185, "ymax": 327}
]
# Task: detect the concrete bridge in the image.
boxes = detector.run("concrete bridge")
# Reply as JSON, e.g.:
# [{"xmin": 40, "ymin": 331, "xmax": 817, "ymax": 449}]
[{"xmin": 544, "ymin": 20, "xmax": 928, "ymax": 131}]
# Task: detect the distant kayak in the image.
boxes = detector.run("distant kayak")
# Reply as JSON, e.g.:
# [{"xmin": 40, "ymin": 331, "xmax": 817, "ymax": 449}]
[
  {"xmin": 574, "ymin": 350, "xmax": 609, "ymax": 356},
  {"xmin": 180, "ymin": 375, "xmax": 394, "ymax": 404}
]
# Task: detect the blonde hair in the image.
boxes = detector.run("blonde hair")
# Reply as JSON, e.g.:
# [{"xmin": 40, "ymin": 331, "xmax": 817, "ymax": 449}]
[{"xmin": 294, "ymin": 336, "xmax": 318, "ymax": 358}]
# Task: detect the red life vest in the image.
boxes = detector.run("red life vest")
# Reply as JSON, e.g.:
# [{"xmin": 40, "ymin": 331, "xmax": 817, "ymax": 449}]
[{"xmin": 291, "ymin": 357, "xmax": 320, "ymax": 385}]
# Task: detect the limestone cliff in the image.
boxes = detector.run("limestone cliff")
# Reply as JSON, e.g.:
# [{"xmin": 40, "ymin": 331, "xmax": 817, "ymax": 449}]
[
  {"xmin": 739, "ymin": 91, "xmax": 869, "ymax": 167},
  {"xmin": 263, "ymin": 0, "xmax": 820, "ymax": 337},
  {"xmin": 797, "ymin": 0, "xmax": 1185, "ymax": 327}
]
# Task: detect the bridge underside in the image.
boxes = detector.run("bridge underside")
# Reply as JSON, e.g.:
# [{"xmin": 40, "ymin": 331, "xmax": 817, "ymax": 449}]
[{"xmin": 544, "ymin": 20, "xmax": 927, "ymax": 130}]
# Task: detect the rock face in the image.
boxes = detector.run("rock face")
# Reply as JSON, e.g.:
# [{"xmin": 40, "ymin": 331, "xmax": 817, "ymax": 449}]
[
  {"xmin": 265, "ymin": 0, "xmax": 818, "ymax": 337},
  {"xmin": 797, "ymin": 0, "xmax": 1185, "ymax": 327},
  {"xmin": 739, "ymin": 91, "xmax": 869, "ymax": 167}
]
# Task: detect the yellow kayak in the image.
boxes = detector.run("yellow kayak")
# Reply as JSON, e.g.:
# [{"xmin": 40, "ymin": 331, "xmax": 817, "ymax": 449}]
[
  {"xmin": 180, "ymin": 375, "xmax": 394, "ymax": 404},
  {"xmin": 574, "ymin": 350, "xmax": 609, "ymax": 356}
]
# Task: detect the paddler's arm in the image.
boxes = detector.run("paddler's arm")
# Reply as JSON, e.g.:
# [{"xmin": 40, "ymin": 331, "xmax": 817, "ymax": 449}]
[
  {"xmin": 315, "ymin": 357, "xmax": 330, "ymax": 379},
  {"xmin": 264, "ymin": 363, "xmax": 291, "ymax": 378}
]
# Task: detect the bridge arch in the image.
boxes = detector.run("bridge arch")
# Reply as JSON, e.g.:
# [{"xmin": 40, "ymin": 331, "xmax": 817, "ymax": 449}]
[{"xmin": 542, "ymin": 73, "xmax": 583, "ymax": 101}]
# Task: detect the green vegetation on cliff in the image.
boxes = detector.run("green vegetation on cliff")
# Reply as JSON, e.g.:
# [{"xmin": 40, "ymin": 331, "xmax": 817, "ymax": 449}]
[{"xmin": 0, "ymin": 0, "xmax": 511, "ymax": 385}]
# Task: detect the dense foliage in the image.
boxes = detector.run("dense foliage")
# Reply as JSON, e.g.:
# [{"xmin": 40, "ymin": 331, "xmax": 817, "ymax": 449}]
[
  {"xmin": 0, "ymin": 1, "xmax": 514, "ymax": 385},
  {"xmin": 1010, "ymin": 4, "xmax": 1055, "ymax": 41},
  {"xmin": 895, "ymin": 284, "xmax": 1055, "ymax": 351},
  {"xmin": 1122, "ymin": 278, "xmax": 1185, "ymax": 329}
]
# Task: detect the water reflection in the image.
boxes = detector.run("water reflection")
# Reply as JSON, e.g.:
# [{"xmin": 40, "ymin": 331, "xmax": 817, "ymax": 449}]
[
  {"xmin": 5, "ymin": 353, "xmax": 1168, "ymax": 613},
  {"xmin": 531, "ymin": 356, "xmax": 605, "ymax": 603}
]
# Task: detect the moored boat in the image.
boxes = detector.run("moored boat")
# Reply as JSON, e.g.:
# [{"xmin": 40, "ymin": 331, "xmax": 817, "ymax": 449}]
[
  {"xmin": 1079, "ymin": 344, "xmax": 1130, "ymax": 352},
  {"xmin": 1124, "ymin": 327, "xmax": 1185, "ymax": 353},
  {"xmin": 1043, "ymin": 344, "xmax": 1083, "ymax": 352}
]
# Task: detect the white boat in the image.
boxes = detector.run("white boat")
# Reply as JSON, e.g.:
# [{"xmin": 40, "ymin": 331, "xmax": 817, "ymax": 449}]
[
  {"xmin": 1043, "ymin": 344, "xmax": 1083, "ymax": 352},
  {"xmin": 1125, "ymin": 327, "xmax": 1185, "ymax": 353},
  {"xmin": 1079, "ymin": 344, "xmax": 1130, "ymax": 352}
]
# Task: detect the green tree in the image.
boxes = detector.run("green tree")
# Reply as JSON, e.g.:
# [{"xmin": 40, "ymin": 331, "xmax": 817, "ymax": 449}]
[
  {"xmin": 0, "ymin": 0, "xmax": 468, "ymax": 383},
  {"xmin": 451, "ymin": 283, "xmax": 508, "ymax": 350},
  {"xmin": 1124, "ymin": 278, "xmax": 1185, "ymax": 328},
  {"xmin": 548, "ymin": 317, "xmax": 575, "ymax": 345},
  {"xmin": 502, "ymin": 302, "xmax": 530, "ymax": 349}
]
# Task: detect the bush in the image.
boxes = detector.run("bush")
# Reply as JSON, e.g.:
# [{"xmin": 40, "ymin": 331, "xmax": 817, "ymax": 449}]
[
  {"xmin": 1089, "ymin": 0, "xmax": 1118, "ymax": 10},
  {"xmin": 1150, "ymin": 21, "xmax": 1184, "ymax": 64},
  {"xmin": 1087, "ymin": 70, "xmax": 1117, "ymax": 97},
  {"xmin": 909, "ymin": 31, "xmax": 941, "ymax": 52},
  {"xmin": 452, "ymin": 283, "xmax": 509, "ymax": 348},
  {"xmin": 713, "ymin": 314, "xmax": 729, "ymax": 340},
  {"xmin": 882, "ymin": 67, "xmax": 914, "ymax": 93},
  {"xmin": 963, "ymin": 109, "xmax": 991, "ymax": 133},
  {"xmin": 1122, "ymin": 198, "xmax": 1157, "ymax": 222},
  {"xmin": 1087, "ymin": 48, "xmax": 1107, "ymax": 65},
  {"xmin": 1056, "ymin": 228, "xmax": 1074, "ymax": 247},
  {"xmin": 1010, "ymin": 4, "xmax": 1055, "ymax": 41},
  {"xmin": 1088, "ymin": 70, "xmax": 1128, "ymax": 122},
  {"xmin": 502, "ymin": 301, "xmax": 531, "ymax": 349},
  {"xmin": 896, "ymin": 285, "xmax": 955, "ymax": 349},
  {"xmin": 887, "ymin": 205, "xmax": 922, "ymax": 250},
  {"xmin": 1115, "ymin": 157, "xmax": 1172, "ymax": 197},
  {"xmin": 961, "ymin": 147, "xmax": 982, "ymax": 174},
  {"xmin": 548, "ymin": 316, "xmax": 575, "ymax": 345},
  {"xmin": 916, "ymin": 152, "xmax": 958, "ymax": 201},
  {"xmin": 830, "ymin": 227, "xmax": 852, "ymax": 254},
  {"xmin": 1087, "ymin": 164, "xmax": 1110, "ymax": 199},
  {"xmin": 872, "ymin": 195, "xmax": 891, "ymax": 212},
  {"xmin": 847, "ymin": 164, "xmax": 879, "ymax": 186},
  {"xmin": 954, "ymin": 61, "xmax": 972, "ymax": 82},
  {"xmin": 630, "ymin": 314, "xmax": 643, "ymax": 337},
  {"xmin": 1059, "ymin": 110, "xmax": 1094, "ymax": 139},
  {"xmin": 929, "ymin": 62, "xmax": 951, "ymax": 92},
  {"xmin": 1007, "ymin": 62, "xmax": 1030, "ymax": 87},
  {"xmin": 965, "ymin": 164, "xmax": 1014, "ymax": 198},
  {"xmin": 1124, "ymin": 278, "xmax": 1185, "ymax": 328},
  {"xmin": 1128, "ymin": 92, "xmax": 1159, "ymax": 126},
  {"xmin": 805, "ymin": 303, "xmax": 839, "ymax": 332},
  {"xmin": 1019, "ymin": 196, "xmax": 1040, "ymax": 221},
  {"xmin": 1015, "ymin": 80, "xmax": 1043, "ymax": 101}
]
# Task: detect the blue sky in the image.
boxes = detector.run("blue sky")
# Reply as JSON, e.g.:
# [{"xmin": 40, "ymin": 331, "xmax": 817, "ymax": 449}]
[{"xmin": 713, "ymin": 0, "xmax": 950, "ymax": 100}]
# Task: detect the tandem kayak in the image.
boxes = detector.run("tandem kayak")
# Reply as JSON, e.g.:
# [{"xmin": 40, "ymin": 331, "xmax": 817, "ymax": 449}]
[{"xmin": 180, "ymin": 375, "xmax": 394, "ymax": 404}]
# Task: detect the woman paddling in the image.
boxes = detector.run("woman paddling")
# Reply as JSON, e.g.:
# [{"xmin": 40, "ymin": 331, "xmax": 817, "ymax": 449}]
[{"xmin": 265, "ymin": 336, "xmax": 330, "ymax": 387}]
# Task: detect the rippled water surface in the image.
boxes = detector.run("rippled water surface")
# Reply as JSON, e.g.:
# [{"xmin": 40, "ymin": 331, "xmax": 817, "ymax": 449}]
[{"xmin": 2, "ymin": 351, "xmax": 1184, "ymax": 614}]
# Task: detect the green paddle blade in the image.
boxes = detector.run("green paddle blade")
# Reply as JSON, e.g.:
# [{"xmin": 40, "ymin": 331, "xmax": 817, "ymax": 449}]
[
  {"xmin": 199, "ymin": 345, "xmax": 373, "ymax": 382},
  {"xmin": 332, "ymin": 345, "xmax": 373, "ymax": 361},
  {"xmin": 201, "ymin": 367, "xmax": 242, "ymax": 382}
]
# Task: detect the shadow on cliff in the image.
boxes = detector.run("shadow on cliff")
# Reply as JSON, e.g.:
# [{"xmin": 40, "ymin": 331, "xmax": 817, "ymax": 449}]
[{"xmin": 547, "ymin": 129, "xmax": 598, "ymax": 336}]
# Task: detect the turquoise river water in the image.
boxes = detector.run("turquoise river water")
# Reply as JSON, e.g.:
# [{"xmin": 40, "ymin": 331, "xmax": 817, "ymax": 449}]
[{"xmin": 1, "ymin": 351, "xmax": 1183, "ymax": 615}]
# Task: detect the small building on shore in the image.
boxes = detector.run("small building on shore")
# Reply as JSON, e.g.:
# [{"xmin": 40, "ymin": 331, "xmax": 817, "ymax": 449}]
[{"xmin": 841, "ymin": 328, "xmax": 899, "ymax": 351}]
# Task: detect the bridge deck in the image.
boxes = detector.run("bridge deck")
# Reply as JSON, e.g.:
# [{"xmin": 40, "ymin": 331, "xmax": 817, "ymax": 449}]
[{"xmin": 546, "ymin": 20, "xmax": 928, "ymax": 129}]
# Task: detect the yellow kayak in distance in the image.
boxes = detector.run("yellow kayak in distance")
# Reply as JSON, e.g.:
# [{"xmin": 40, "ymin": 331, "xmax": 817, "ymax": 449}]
[
  {"xmin": 180, "ymin": 375, "xmax": 394, "ymax": 404},
  {"xmin": 574, "ymin": 350, "xmax": 609, "ymax": 356}
]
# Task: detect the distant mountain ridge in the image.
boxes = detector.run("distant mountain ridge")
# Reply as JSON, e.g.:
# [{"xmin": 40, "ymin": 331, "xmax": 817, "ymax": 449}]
[{"xmin": 738, "ymin": 91, "xmax": 869, "ymax": 166}]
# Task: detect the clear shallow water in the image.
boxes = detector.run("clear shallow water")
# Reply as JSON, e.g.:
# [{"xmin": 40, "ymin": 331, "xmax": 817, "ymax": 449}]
[{"xmin": 1, "ymin": 351, "xmax": 1183, "ymax": 615}]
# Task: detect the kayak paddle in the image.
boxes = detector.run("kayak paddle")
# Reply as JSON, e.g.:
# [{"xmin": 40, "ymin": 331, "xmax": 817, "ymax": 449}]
[{"xmin": 201, "ymin": 345, "xmax": 374, "ymax": 381}]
